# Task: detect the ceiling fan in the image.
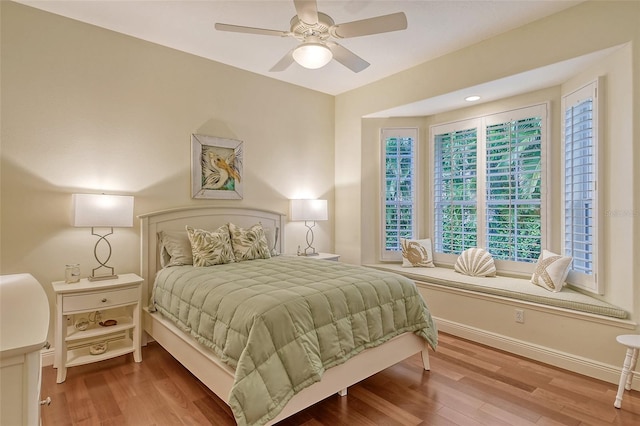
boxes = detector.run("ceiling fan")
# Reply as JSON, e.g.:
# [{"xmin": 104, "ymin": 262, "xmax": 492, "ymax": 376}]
[{"xmin": 214, "ymin": 0, "xmax": 407, "ymax": 73}]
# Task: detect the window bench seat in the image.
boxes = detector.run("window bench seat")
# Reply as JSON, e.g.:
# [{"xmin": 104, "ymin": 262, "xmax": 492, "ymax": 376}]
[
  {"xmin": 366, "ymin": 264, "xmax": 628, "ymax": 320},
  {"xmin": 366, "ymin": 263, "xmax": 637, "ymax": 389}
]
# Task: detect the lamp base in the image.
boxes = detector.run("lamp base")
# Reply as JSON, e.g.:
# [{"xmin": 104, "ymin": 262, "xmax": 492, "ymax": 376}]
[
  {"xmin": 88, "ymin": 274, "xmax": 119, "ymax": 282},
  {"xmin": 90, "ymin": 227, "xmax": 118, "ymax": 282},
  {"xmin": 297, "ymin": 252, "xmax": 319, "ymax": 257}
]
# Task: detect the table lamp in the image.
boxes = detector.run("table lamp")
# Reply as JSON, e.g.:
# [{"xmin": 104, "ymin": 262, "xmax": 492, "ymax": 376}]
[
  {"xmin": 73, "ymin": 193, "xmax": 134, "ymax": 281},
  {"xmin": 290, "ymin": 199, "xmax": 328, "ymax": 256}
]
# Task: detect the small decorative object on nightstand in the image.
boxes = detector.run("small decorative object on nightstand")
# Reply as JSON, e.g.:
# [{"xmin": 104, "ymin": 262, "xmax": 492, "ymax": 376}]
[
  {"xmin": 286, "ymin": 252, "xmax": 340, "ymax": 261},
  {"xmin": 52, "ymin": 273, "xmax": 143, "ymax": 383},
  {"xmin": 312, "ymin": 253, "xmax": 340, "ymax": 261}
]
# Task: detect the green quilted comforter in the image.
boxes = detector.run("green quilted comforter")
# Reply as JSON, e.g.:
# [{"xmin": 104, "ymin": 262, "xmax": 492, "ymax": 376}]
[{"xmin": 152, "ymin": 257, "xmax": 437, "ymax": 425}]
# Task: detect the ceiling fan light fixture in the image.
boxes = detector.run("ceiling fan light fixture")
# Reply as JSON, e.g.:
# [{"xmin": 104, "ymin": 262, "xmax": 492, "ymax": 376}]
[{"xmin": 293, "ymin": 42, "xmax": 332, "ymax": 69}]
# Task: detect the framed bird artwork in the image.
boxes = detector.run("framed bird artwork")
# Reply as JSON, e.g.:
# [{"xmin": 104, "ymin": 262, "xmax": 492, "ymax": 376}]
[{"xmin": 191, "ymin": 134, "xmax": 243, "ymax": 199}]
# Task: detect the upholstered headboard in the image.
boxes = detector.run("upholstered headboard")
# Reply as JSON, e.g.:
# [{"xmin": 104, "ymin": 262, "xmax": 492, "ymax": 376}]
[{"xmin": 138, "ymin": 206, "xmax": 285, "ymax": 306}]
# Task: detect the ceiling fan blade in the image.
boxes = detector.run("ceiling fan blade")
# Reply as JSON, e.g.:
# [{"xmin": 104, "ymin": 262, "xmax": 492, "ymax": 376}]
[
  {"xmin": 215, "ymin": 23, "xmax": 290, "ymax": 37},
  {"xmin": 294, "ymin": 0, "xmax": 318, "ymax": 25},
  {"xmin": 269, "ymin": 49, "xmax": 295, "ymax": 72},
  {"xmin": 326, "ymin": 42, "xmax": 369, "ymax": 73},
  {"xmin": 331, "ymin": 12, "xmax": 407, "ymax": 38}
]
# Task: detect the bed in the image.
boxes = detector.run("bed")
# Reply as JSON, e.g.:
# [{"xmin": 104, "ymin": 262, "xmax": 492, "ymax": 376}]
[{"xmin": 139, "ymin": 206, "xmax": 437, "ymax": 425}]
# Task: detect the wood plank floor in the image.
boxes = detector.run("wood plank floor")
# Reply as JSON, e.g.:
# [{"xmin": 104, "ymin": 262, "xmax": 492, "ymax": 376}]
[{"xmin": 41, "ymin": 333, "xmax": 640, "ymax": 425}]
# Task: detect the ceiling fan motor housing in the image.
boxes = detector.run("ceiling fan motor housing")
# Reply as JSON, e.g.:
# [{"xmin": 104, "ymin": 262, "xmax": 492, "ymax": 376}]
[{"xmin": 290, "ymin": 12, "xmax": 334, "ymax": 40}]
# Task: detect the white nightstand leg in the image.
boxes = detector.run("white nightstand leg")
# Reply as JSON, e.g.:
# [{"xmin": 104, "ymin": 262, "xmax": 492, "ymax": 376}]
[
  {"xmin": 55, "ymin": 294, "xmax": 68, "ymax": 383},
  {"xmin": 56, "ymin": 365, "xmax": 67, "ymax": 384},
  {"xmin": 56, "ymin": 317, "xmax": 67, "ymax": 383},
  {"xmin": 133, "ymin": 297, "xmax": 142, "ymax": 363}
]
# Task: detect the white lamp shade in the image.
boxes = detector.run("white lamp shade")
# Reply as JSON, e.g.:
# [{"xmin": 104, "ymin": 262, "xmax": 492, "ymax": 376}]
[
  {"xmin": 290, "ymin": 199, "xmax": 328, "ymax": 221},
  {"xmin": 73, "ymin": 194, "xmax": 134, "ymax": 227},
  {"xmin": 292, "ymin": 42, "xmax": 333, "ymax": 69}
]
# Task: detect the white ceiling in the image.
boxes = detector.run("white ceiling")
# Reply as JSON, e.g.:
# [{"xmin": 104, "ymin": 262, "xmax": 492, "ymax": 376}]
[{"xmin": 17, "ymin": 0, "xmax": 584, "ymax": 98}]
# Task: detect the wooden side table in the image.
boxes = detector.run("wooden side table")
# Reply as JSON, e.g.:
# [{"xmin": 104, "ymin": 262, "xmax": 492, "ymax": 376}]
[{"xmin": 52, "ymin": 273, "xmax": 143, "ymax": 383}]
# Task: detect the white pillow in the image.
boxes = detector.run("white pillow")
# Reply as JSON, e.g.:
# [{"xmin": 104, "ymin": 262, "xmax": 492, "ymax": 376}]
[
  {"xmin": 262, "ymin": 226, "xmax": 279, "ymax": 257},
  {"xmin": 530, "ymin": 249, "xmax": 572, "ymax": 292},
  {"xmin": 158, "ymin": 230, "xmax": 193, "ymax": 267},
  {"xmin": 454, "ymin": 248, "xmax": 496, "ymax": 277},
  {"xmin": 401, "ymin": 238, "xmax": 435, "ymax": 268}
]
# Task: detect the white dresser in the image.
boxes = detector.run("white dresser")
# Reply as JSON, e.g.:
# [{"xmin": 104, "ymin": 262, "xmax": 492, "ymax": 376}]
[{"xmin": 0, "ymin": 273, "xmax": 50, "ymax": 426}]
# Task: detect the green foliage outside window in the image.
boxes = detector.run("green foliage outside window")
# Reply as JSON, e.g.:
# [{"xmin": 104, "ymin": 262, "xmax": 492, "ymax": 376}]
[
  {"xmin": 385, "ymin": 137, "xmax": 414, "ymax": 251},
  {"xmin": 485, "ymin": 117, "xmax": 542, "ymax": 261}
]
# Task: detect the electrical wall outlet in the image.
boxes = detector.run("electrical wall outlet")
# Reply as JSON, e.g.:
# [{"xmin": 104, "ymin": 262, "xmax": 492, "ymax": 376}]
[{"xmin": 515, "ymin": 309, "xmax": 525, "ymax": 323}]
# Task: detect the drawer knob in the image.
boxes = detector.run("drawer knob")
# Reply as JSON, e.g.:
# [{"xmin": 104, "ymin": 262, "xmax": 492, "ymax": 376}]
[
  {"xmin": 101, "ymin": 298, "xmax": 107, "ymax": 303},
  {"xmin": 40, "ymin": 397, "xmax": 52, "ymax": 406}
]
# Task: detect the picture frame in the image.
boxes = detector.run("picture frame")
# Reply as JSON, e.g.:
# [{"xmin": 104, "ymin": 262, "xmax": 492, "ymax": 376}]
[{"xmin": 191, "ymin": 134, "xmax": 243, "ymax": 199}]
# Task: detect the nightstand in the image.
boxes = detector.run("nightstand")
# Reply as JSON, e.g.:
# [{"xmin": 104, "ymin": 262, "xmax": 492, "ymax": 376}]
[
  {"xmin": 290, "ymin": 253, "xmax": 340, "ymax": 261},
  {"xmin": 52, "ymin": 273, "xmax": 143, "ymax": 383}
]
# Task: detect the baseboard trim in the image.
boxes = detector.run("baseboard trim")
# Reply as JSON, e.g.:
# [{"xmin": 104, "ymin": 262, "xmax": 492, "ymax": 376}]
[
  {"xmin": 435, "ymin": 317, "xmax": 636, "ymax": 390},
  {"xmin": 41, "ymin": 348, "xmax": 55, "ymax": 367}
]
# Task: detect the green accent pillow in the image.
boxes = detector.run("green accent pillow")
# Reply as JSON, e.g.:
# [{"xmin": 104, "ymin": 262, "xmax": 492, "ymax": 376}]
[
  {"xmin": 228, "ymin": 222, "xmax": 271, "ymax": 261},
  {"xmin": 186, "ymin": 225, "xmax": 236, "ymax": 267}
]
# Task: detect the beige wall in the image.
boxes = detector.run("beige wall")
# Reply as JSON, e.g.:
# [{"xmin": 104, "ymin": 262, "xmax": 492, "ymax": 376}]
[{"xmin": 0, "ymin": 2, "xmax": 334, "ymax": 341}]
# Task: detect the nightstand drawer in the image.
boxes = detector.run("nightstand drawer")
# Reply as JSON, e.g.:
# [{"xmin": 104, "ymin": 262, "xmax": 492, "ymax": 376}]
[{"xmin": 62, "ymin": 286, "xmax": 139, "ymax": 313}]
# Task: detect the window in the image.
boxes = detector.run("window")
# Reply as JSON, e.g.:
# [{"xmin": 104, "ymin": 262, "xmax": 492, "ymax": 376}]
[
  {"xmin": 434, "ymin": 123, "xmax": 478, "ymax": 254},
  {"xmin": 381, "ymin": 128, "xmax": 417, "ymax": 260},
  {"xmin": 432, "ymin": 105, "xmax": 547, "ymax": 272},
  {"xmin": 485, "ymin": 114, "xmax": 543, "ymax": 262},
  {"xmin": 562, "ymin": 80, "xmax": 601, "ymax": 294}
]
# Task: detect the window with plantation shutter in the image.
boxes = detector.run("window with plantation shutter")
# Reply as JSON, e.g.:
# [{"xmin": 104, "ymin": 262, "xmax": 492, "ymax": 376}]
[
  {"xmin": 562, "ymin": 80, "xmax": 601, "ymax": 294},
  {"xmin": 485, "ymin": 115, "xmax": 542, "ymax": 262},
  {"xmin": 381, "ymin": 128, "xmax": 417, "ymax": 261},
  {"xmin": 432, "ymin": 104, "xmax": 547, "ymax": 273},
  {"xmin": 434, "ymin": 124, "xmax": 478, "ymax": 254}
]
